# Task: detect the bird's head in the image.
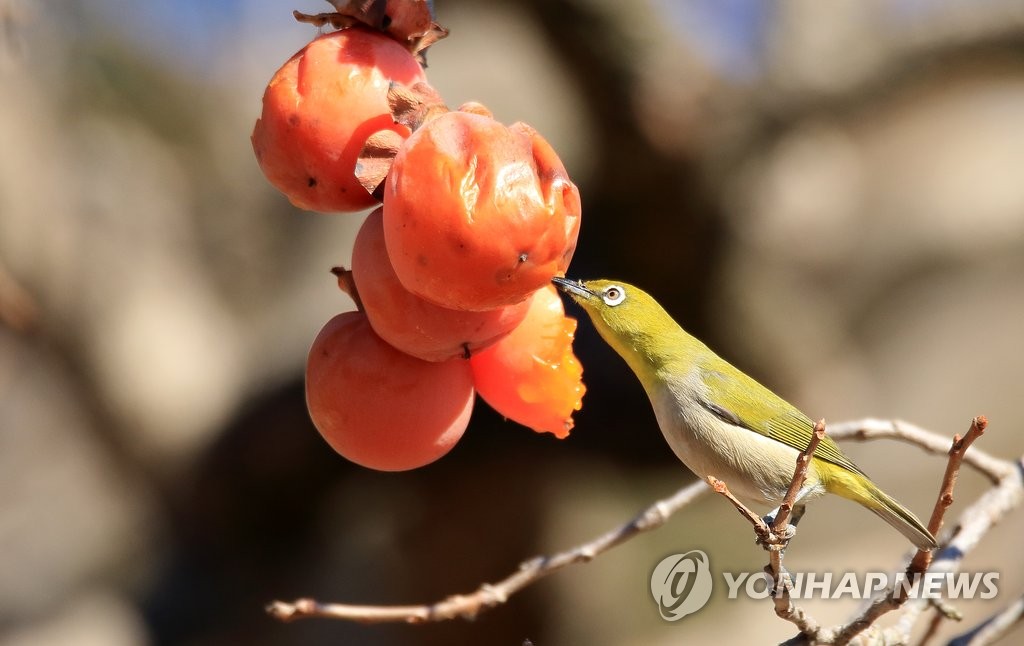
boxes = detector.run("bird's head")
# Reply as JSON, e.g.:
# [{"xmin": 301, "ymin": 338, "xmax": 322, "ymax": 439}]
[
  {"xmin": 552, "ymin": 277, "xmax": 648, "ymax": 330},
  {"xmin": 552, "ymin": 277, "xmax": 685, "ymax": 372}
]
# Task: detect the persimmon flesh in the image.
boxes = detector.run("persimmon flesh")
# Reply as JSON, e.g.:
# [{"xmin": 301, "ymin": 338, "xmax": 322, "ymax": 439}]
[
  {"xmin": 470, "ymin": 285, "xmax": 585, "ymax": 437},
  {"xmin": 306, "ymin": 312, "xmax": 474, "ymax": 471},
  {"xmin": 383, "ymin": 112, "xmax": 582, "ymax": 310},
  {"xmin": 252, "ymin": 28, "xmax": 425, "ymax": 213}
]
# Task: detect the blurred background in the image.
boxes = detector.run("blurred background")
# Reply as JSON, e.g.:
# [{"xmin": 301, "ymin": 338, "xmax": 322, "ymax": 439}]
[{"xmin": 2, "ymin": 0, "xmax": 1023, "ymax": 644}]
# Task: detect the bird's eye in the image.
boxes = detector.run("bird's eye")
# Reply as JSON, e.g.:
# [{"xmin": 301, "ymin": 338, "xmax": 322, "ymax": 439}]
[{"xmin": 602, "ymin": 285, "xmax": 626, "ymax": 306}]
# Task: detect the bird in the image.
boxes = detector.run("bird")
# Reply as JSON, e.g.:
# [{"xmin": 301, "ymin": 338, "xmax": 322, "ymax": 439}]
[{"xmin": 552, "ymin": 277, "xmax": 937, "ymax": 550}]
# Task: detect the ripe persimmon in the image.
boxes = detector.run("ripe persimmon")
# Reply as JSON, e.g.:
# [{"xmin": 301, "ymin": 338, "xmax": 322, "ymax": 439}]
[
  {"xmin": 252, "ymin": 28, "xmax": 425, "ymax": 213},
  {"xmin": 352, "ymin": 208, "xmax": 530, "ymax": 361},
  {"xmin": 306, "ymin": 312, "xmax": 474, "ymax": 470},
  {"xmin": 383, "ymin": 112, "xmax": 581, "ymax": 310}
]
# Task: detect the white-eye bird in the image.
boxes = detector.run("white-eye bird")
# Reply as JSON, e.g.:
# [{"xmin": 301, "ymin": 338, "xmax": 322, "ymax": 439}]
[{"xmin": 553, "ymin": 277, "xmax": 936, "ymax": 550}]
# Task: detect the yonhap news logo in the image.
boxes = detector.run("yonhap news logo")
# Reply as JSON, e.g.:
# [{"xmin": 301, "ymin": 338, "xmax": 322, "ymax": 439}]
[
  {"xmin": 650, "ymin": 550, "xmax": 714, "ymax": 621},
  {"xmin": 650, "ymin": 550, "xmax": 1000, "ymax": 621}
]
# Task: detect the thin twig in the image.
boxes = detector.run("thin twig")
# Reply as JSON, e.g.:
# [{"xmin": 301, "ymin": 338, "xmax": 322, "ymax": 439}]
[
  {"xmin": 829, "ymin": 417, "xmax": 997, "ymax": 645},
  {"xmin": 267, "ymin": 479, "xmax": 709, "ymax": 623},
  {"xmin": 919, "ymin": 607, "xmax": 947, "ymax": 646},
  {"xmin": 768, "ymin": 420, "xmax": 826, "ymax": 638},
  {"xmin": 827, "ymin": 419, "xmax": 1009, "ymax": 483},
  {"xmin": 707, "ymin": 420, "xmax": 828, "ymax": 641},
  {"xmin": 268, "ymin": 417, "xmax": 1022, "ymax": 642},
  {"xmin": 706, "ymin": 476, "xmax": 775, "ymax": 544},
  {"xmin": 773, "ymin": 419, "xmax": 827, "ymax": 533},
  {"xmin": 910, "ymin": 416, "xmax": 988, "ymax": 574},
  {"xmin": 947, "ymin": 592, "xmax": 1024, "ymax": 646}
]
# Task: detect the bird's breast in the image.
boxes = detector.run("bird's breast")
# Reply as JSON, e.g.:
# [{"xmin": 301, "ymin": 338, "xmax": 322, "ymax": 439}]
[{"xmin": 647, "ymin": 375, "xmax": 823, "ymax": 509}]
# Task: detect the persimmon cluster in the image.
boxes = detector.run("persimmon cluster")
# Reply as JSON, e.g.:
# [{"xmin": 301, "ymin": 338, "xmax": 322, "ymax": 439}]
[{"xmin": 252, "ymin": 2, "xmax": 585, "ymax": 471}]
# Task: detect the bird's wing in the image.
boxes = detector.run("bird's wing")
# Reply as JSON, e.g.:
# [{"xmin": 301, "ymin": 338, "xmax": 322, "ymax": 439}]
[{"xmin": 699, "ymin": 367, "xmax": 867, "ymax": 477}]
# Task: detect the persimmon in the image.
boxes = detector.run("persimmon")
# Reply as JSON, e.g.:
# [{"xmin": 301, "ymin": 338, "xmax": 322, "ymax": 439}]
[
  {"xmin": 352, "ymin": 208, "xmax": 530, "ymax": 361},
  {"xmin": 383, "ymin": 112, "xmax": 582, "ymax": 310},
  {"xmin": 252, "ymin": 27, "xmax": 425, "ymax": 213},
  {"xmin": 470, "ymin": 285, "xmax": 585, "ymax": 437},
  {"xmin": 306, "ymin": 312, "xmax": 474, "ymax": 471}
]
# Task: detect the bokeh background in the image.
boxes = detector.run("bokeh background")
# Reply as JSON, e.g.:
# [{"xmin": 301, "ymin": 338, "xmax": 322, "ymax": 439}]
[{"xmin": 2, "ymin": 0, "xmax": 1023, "ymax": 644}]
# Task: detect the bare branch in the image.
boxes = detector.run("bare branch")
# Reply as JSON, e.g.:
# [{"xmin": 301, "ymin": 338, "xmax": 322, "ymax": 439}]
[
  {"xmin": 767, "ymin": 420, "xmax": 826, "ymax": 637},
  {"xmin": 706, "ymin": 476, "xmax": 774, "ymax": 544},
  {"xmin": 773, "ymin": 419, "xmax": 826, "ymax": 533},
  {"xmin": 918, "ymin": 607, "xmax": 948, "ymax": 646},
  {"xmin": 909, "ymin": 416, "xmax": 988, "ymax": 574},
  {"xmin": 827, "ymin": 419, "xmax": 1010, "ymax": 483},
  {"xmin": 828, "ymin": 432, "xmax": 1022, "ymax": 646},
  {"xmin": 267, "ymin": 417, "xmax": 1022, "ymax": 642},
  {"xmin": 830, "ymin": 417, "xmax": 987, "ymax": 644},
  {"xmin": 707, "ymin": 420, "xmax": 828, "ymax": 641},
  {"xmin": 947, "ymin": 592, "xmax": 1024, "ymax": 646},
  {"xmin": 267, "ymin": 478, "xmax": 709, "ymax": 623}
]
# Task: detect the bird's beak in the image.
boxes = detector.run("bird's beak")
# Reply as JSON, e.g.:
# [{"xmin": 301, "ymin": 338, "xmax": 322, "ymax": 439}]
[{"xmin": 551, "ymin": 276, "xmax": 596, "ymax": 301}]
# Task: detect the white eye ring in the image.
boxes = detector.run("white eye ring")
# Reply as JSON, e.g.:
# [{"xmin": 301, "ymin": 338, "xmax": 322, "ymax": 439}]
[{"xmin": 602, "ymin": 285, "xmax": 626, "ymax": 306}]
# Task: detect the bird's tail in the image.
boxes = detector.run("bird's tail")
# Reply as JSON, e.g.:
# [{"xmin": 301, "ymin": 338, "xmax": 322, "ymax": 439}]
[{"xmin": 823, "ymin": 467, "xmax": 937, "ymax": 550}]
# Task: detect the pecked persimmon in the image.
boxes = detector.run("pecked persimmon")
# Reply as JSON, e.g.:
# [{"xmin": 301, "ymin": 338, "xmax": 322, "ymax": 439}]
[
  {"xmin": 306, "ymin": 312, "xmax": 474, "ymax": 471},
  {"xmin": 352, "ymin": 208, "xmax": 530, "ymax": 361},
  {"xmin": 470, "ymin": 285, "xmax": 585, "ymax": 438},
  {"xmin": 383, "ymin": 112, "xmax": 582, "ymax": 310},
  {"xmin": 252, "ymin": 27, "xmax": 425, "ymax": 213}
]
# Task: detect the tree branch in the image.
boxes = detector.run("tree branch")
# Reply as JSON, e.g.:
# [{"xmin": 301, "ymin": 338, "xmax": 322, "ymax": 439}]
[
  {"xmin": 267, "ymin": 478, "xmax": 709, "ymax": 623},
  {"xmin": 827, "ymin": 419, "xmax": 1009, "ymax": 483},
  {"xmin": 706, "ymin": 476, "xmax": 775, "ymax": 544},
  {"xmin": 827, "ymin": 420, "xmax": 1020, "ymax": 646},
  {"xmin": 909, "ymin": 416, "xmax": 987, "ymax": 573},
  {"xmin": 947, "ymin": 592, "xmax": 1024, "ymax": 646},
  {"xmin": 828, "ymin": 418, "xmax": 985, "ymax": 644},
  {"xmin": 774, "ymin": 419, "xmax": 827, "ymax": 533},
  {"xmin": 708, "ymin": 420, "xmax": 828, "ymax": 640},
  {"xmin": 769, "ymin": 420, "xmax": 826, "ymax": 635},
  {"xmin": 267, "ymin": 417, "xmax": 1022, "ymax": 644}
]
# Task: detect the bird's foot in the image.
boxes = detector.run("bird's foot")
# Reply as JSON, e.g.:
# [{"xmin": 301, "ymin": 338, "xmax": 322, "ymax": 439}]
[
  {"xmin": 757, "ymin": 507, "xmax": 798, "ymax": 551},
  {"xmin": 790, "ymin": 503, "xmax": 807, "ymax": 526},
  {"xmin": 756, "ymin": 523, "xmax": 796, "ymax": 551},
  {"xmin": 757, "ymin": 503, "xmax": 806, "ymax": 549},
  {"xmin": 776, "ymin": 523, "xmax": 797, "ymax": 541},
  {"xmin": 762, "ymin": 503, "xmax": 806, "ymax": 528}
]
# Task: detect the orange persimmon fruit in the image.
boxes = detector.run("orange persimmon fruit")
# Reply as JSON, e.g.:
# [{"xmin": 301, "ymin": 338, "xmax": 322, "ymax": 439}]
[
  {"xmin": 352, "ymin": 208, "xmax": 530, "ymax": 361},
  {"xmin": 252, "ymin": 27, "xmax": 425, "ymax": 213},
  {"xmin": 383, "ymin": 112, "xmax": 582, "ymax": 310},
  {"xmin": 305, "ymin": 311, "xmax": 474, "ymax": 470}
]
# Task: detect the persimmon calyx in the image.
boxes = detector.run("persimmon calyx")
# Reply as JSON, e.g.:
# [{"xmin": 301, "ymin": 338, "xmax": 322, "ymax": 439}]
[{"xmin": 294, "ymin": 0, "xmax": 449, "ymax": 63}]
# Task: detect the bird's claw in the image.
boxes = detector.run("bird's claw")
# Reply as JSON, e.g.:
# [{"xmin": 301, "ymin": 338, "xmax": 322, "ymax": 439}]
[
  {"xmin": 777, "ymin": 523, "xmax": 797, "ymax": 541},
  {"xmin": 755, "ymin": 523, "xmax": 797, "ymax": 551}
]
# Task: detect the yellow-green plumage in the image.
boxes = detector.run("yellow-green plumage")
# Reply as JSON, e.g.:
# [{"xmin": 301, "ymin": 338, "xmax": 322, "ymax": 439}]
[{"xmin": 553, "ymin": 277, "xmax": 936, "ymax": 550}]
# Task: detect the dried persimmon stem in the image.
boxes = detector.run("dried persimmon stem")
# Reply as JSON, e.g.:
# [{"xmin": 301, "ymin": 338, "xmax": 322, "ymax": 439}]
[
  {"xmin": 388, "ymin": 82, "xmax": 449, "ymax": 131},
  {"xmin": 330, "ymin": 266, "xmax": 363, "ymax": 312}
]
